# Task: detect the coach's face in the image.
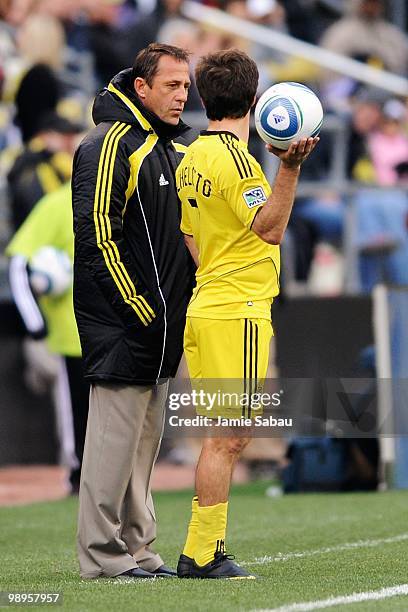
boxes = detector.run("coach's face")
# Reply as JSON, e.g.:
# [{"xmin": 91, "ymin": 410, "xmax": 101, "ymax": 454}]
[{"xmin": 135, "ymin": 56, "xmax": 190, "ymax": 125}]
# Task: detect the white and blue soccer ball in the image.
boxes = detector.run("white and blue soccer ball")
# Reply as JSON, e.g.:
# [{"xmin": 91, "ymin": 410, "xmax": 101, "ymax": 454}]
[
  {"xmin": 255, "ymin": 82, "xmax": 323, "ymax": 150},
  {"xmin": 29, "ymin": 246, "xmax": 73, "ymax": 297}
]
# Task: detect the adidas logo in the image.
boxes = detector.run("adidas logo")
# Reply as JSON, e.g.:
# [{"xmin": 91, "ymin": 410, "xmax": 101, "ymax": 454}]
[
  {"xmin": 159, "ymin": 173, "xmax": 169, "ymax": 186},
  {"xmin": 273, "ymin": 113, "xmax": 285, "ymax": 125}
]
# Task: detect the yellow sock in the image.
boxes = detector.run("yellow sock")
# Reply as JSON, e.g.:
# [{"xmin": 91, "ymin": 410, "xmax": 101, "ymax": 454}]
[
  {"xmin": 194, "ymin": 501, "xmax": 228, "ymax": 567},
  {"xmin": 182, "ymin": 496, "xmax": 199, "ymax": 558}
]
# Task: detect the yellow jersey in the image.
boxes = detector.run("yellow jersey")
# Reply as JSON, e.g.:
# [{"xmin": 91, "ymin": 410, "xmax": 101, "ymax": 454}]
[{"xmin": 177, "ymin": 130, "xmax": 280, "ymax": 320}]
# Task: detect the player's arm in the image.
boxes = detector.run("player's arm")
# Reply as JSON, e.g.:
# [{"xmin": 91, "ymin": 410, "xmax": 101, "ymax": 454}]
[
  {"xmin": 180, "ymin": 194, "xmax": 199, "ymax": 267},
  {"xmin": 184, "ymin": 234, "xmax": 199, "ymax": 267},
  {"xmin": 8, "ymin": 254, "xmax": 47, "ymax": 339},
  {"xmin": 5, "ymin": 192, "xmax": 63, "ymax": 339},
  {"xmin": 72, "ymin": 132, "xmax": 159, "ymax": 329},
  {"xmin": 252, "ymin": 137, "xmax": 319, "ymax": 244}
]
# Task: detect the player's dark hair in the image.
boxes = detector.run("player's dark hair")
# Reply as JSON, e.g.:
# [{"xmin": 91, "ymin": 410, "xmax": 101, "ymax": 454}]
[
  {"xmin": 132, "ymin": 43, "xmax": 190, "ymax": 87},
  {"xmin": 195, "ymin": 49, "xmax": 259, "ymax": 121}
]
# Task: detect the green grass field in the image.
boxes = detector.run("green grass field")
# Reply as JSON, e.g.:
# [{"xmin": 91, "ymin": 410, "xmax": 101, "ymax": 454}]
[{"xmin": 1, "ymin": 484, "xmax": 408, "ymax": 611}]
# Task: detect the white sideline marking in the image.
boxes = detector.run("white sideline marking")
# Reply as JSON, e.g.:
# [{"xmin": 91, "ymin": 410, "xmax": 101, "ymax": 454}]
[
  {"xmin": 245, "ymin": 533, "xmax": 408, "ymax": 565},
  {"xmin": 254, "ymin": 584, "xmax": 408, "ymax": 611}
]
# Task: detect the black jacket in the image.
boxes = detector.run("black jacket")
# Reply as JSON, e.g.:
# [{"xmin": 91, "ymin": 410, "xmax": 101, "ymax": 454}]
[{"xmin": 72, "ymin": 69, "xmax": 195, "ymax": 385}]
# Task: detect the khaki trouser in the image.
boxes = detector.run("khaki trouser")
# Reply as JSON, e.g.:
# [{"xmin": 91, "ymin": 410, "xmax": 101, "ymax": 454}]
[{"xmin": 77, "ymin": 381, "xmax": 168, "ymax": 578}]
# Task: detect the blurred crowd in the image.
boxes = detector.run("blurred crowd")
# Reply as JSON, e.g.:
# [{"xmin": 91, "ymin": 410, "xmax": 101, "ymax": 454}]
[
  {"xmin": 1, "ymin": 0, "xmax": 408, "ymax": 485},
  {"xmin": 0, "ymin": 0, "xmax": 408, "ymax": 284}
]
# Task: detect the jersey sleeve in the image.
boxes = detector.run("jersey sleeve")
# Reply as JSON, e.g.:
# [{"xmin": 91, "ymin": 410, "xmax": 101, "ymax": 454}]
[
  {"xmin": 217, "ymin": 146, "xmax": 271, "ymax": 229},
  {"xmin": 8, "ymin": 255, "xmax": 47, "ymax": 339},
  {"xmin": 6, "ymin": 188, "xmax": 70, "ymax": 340},
  {"xmin": 180, "ymin": 197, "xmax": 194, "ymax": 235}
]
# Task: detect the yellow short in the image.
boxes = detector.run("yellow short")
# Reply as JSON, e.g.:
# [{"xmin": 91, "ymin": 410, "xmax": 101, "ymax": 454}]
[{"xmin": 184, "ymin": 317, "xmax": 273, "ymax": 419}]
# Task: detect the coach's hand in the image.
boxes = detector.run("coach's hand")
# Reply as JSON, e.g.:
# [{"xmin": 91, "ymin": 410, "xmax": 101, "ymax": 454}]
[{"xmin": 267, "ymin": 137, "xmax": 319, "ymax": 169}]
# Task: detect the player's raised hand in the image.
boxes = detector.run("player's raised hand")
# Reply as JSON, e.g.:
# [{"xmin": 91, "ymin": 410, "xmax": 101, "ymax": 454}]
[{"xmin": 266, "ymin": 137, "xmax": 319, "ymax": 169}]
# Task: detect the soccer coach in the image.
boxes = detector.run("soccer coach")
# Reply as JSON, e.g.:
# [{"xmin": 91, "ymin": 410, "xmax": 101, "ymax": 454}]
[{"xmin": 72, "ymin": 44, "xmax": 194, "ymax": 579}]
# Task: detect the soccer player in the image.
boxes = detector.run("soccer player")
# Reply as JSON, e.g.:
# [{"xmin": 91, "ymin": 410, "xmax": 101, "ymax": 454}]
[{"xmin": 176, "ymin": 49, "xmax": 319, "ymax": 579}]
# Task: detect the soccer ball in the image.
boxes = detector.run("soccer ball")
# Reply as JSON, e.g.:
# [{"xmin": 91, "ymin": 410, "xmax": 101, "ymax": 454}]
[
  {"xmin": 29, "ymin": 246, "xmax": 72, "ymax": 297},
  {"xmin": 254, "ymin": 82, "xmax": 323, "ymax": 150}
]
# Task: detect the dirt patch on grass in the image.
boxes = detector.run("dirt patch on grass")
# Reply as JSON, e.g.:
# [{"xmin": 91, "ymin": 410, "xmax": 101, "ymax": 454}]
[{"xmin": 0, "ymin": 462, "xmax": 248, "ymax": 506}]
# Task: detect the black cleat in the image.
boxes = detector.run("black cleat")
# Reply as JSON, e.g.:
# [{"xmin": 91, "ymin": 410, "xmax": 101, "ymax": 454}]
[
  {"xmin": 177, "ymin": 554, "xmax": 194, "ymax": 578},
  {"xmin": 151, "ymin": 564, "xmax": 177, "ymax": 577},
  {"xmin": 190, "ymin": 553, "xmax": 256, "ymax": 580},
  {"xmin": 116, "ymin": 568, "xmax": 157, "ymax": 579}
]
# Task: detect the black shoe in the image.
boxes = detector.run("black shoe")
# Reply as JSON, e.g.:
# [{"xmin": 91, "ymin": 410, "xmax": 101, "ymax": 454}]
[
  {"xmin": 151, "ymin": 564, "xmax": 177, "ymax": 577},
  {"xmin": 116, "ymin": 568, "xmax": 157, "ymax": 579},
  {"xmin": 191, "ymin": 553, "xmax": 256, "ymax": 579},
  {"xmin": 177, "ymin": 554, "xmax": 194, "ymax": 578}
]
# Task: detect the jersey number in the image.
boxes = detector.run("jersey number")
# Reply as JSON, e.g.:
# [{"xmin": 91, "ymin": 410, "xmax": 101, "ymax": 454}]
[{"xmin": 188, "ymin": 198, "xmax": 198, "ymax": 208}]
